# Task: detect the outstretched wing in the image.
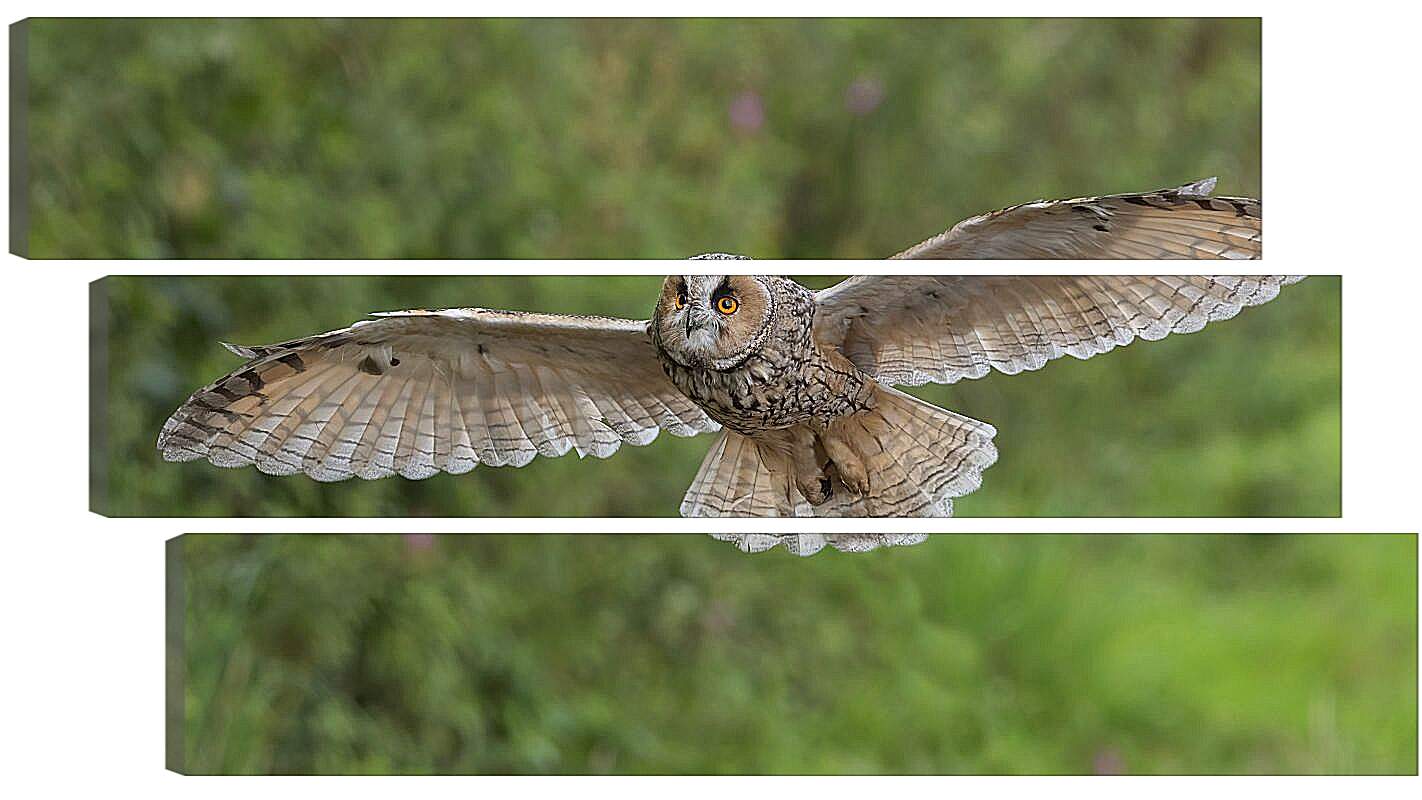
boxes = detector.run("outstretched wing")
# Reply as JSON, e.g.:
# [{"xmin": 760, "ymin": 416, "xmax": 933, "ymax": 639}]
[
  {"xmin": 158, "ymin": 308, "xmax": 718, "ymax": 481},
  {"xmin": 815, "ymin": 276, "xmax": 1303, "ymax": 387},
  {"xmin": 892, "ymin": 178, "xmax": 1261, "ymax": 259},
  {"xmin": 709, "ymin": 533, "xmax": 930, "ymax": 556}
]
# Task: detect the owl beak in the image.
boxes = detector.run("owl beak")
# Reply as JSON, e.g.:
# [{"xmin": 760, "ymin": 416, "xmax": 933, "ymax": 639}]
[{"xmin": 685, "ymin": 308, "xmax": 709, "ymax": 338}]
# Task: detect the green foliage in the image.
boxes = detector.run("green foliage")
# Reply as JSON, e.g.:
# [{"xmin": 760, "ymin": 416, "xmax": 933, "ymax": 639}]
[
  {"xmin": 174, "ymin": 533, "xmax": 1417, "ymax": 774},
  {"xmin": 27, "ymin": 18, "xmax": 1260, "ymax": 258},
  {"xmin": 96, "ymin": 275, "xmax": 1339, "ymax": 517}
]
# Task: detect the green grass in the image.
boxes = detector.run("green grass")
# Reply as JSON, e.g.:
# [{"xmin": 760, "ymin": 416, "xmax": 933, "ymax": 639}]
[
  {"xmin": 172, "ymin": 533, "xmax": 1417, "ymax": 774},
  {"xmin": 96, "ymin": 275, "xmax": 1339, "ymax": 517},
  {"xmin": 26, "ymin": 18, "xmax": 1260, "ymax": 258}
]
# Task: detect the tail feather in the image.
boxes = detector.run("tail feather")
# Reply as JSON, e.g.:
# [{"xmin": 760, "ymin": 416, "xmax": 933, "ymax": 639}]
[
  {"xmin": 680, "ymin": 386, "xmax": 997, "ymax": 517},
  {"xmin": 710, "ymin": 533, "xmax": 931, "ymax": 556},
  {"xmin": 681, "ymin": 429, "xmax": 797, "ymax": 516}
]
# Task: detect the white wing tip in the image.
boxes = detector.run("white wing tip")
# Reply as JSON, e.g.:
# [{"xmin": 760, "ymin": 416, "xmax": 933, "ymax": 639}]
[
  {"xmin": 1178, "ymin": 176, "xmax": 1218, "ymax": 196},
  {"xmin": 219, "ymin": 341, "xmax": 260, "ymax": 358}
]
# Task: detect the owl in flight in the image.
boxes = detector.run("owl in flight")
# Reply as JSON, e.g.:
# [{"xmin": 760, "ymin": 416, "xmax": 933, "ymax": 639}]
[{"xmin": 159, "ymin": 179, "xmax": 1287, "ymax": 517}]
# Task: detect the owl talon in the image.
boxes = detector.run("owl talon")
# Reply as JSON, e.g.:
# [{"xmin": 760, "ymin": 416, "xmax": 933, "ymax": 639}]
[
  {"xmin": 839, "ymin": 471, "xmax": 870, "ymax": 497},
  {"xmin": 797, "ymin": 475, "xmax": 832, "ymax": 505},
  {"xmin": 820, "ymin": 432, "xmax": 870, "ymax": 497}
]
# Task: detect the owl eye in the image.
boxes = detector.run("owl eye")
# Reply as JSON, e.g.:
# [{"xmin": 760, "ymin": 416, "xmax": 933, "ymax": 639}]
[
  {"xmin": 716, "ymin": 296, "xmax": 739, "ymax": 315},
  {"xmin": 674, "ymin": 292, "xmax": 686, "ymax": 310}
]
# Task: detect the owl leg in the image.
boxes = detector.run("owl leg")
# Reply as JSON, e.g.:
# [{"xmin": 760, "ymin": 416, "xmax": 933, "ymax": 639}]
[
  {"xmin": 819, "ymin": 428, "xmax": 871, "ymax": 497},
  {"xmin": 784, "ymin": 427, "xmax": 832, "ymax": 505}
]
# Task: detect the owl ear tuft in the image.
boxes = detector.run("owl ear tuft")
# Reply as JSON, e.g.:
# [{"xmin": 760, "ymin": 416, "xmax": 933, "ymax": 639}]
[{"xmin": 689, "ymin": 252, "xmax": 753, "ymax": 260}]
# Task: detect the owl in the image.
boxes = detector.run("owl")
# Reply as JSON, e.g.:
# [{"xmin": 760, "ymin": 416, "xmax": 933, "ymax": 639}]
[{"xmin": 159, "ymin": 179, "xmax": 1287, "ymax": 517}]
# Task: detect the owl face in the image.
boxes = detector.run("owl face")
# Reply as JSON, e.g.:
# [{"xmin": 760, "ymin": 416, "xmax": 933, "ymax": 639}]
[{"xmin": 652, "ymin": 275, "xmax": 776, "ymax": 370}]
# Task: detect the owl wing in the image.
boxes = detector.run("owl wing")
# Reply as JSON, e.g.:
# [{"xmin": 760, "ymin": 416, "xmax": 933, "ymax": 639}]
[
  {"xmin": 709, "ymin": 533, "xmax": 930, "ymax": 556},
  {"xmin": 158, "ymin": 308, "xmax": 719, "ymax": 481},
  {"xmin": 892, "ymin": 178, "xmax": 1260, "ymax": 259},
  {"xmin": 814, "ymin": 276, "xmax": 1304, "ymax": 387}
]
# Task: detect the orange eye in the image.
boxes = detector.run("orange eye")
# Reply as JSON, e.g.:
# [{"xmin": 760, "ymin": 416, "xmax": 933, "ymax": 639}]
[
  {"xmin": 674, "ymin": 293, "xmax": 686, "ymax": 310},
  {"xmin": 716, "ymin": 296, "xmax": 739, "ymax": 315}
]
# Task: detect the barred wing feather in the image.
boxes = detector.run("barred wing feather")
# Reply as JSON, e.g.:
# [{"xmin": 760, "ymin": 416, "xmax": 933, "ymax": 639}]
[
  {"xmin": 815, "ymin": 276, "xmax": 1304, "ymax": 387},
  {"xmin": 157, "ymin": 308, "xmax": 719, "ymax": 481},
  {"xmin": 892, "ymin": 178, "xmax": 1261, "ymax": 259}
]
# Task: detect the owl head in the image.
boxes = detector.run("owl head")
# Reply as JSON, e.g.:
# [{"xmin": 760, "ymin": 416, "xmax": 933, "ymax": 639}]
[{"xmin": 651, "ymin": 274, "xmax": 778, "ymax": 370}]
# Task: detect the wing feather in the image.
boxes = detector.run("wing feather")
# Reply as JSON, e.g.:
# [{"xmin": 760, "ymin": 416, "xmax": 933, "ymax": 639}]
[
  {"xmin": 815, "ymin": 276, "xmax": 1303, "ymax": 387},
  {"xmin": 893, "ymin": 178, "xmax": 1261, "ymax": 260},
  {"xmin": 159, "ymin": 308, "xmax": 720, "ymax": 479}
]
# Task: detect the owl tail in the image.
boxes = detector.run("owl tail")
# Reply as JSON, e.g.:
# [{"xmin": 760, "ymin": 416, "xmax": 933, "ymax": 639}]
[
  {"xmin": 679, "ymin": 386, "xmax": 998, "ymax": 517},
  {"xmin": 710, "ymin": 533, "xmax": 930, "ymax": 556}
]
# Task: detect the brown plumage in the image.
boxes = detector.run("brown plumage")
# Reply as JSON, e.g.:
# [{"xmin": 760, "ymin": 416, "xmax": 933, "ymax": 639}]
[
  {"xmin": 891, "ymin": 177, "xmax": 1260, "ymax": 259},
  {"xmin": 158, "ymin": 179, "xmax": 1288, "ymax": 517}
]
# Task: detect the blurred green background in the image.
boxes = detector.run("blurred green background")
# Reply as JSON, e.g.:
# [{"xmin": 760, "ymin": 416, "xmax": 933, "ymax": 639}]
[
  {"xmin": 95, "ymin": 275, "xmax": 1339, "ymax": 517},
  {"xmin": 26, "ymin": 18, "xmax": 1260, "ymax": 258},
  {"xmin": 171, "ymin": 533, "xmax": 1418, "ymax": 774}
]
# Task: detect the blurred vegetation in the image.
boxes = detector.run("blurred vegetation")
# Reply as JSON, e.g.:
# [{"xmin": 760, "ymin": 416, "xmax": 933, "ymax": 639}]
[
  {"xmin": 173, "ymin": 533, "xmax": 1417, "ymax": 774},
  {"xmin": 26, "ymin": 18, "xmax": 1260, "ymax": 258},
  {"xmin": 95, "ymin": 275, "xmax": 1339, "ymax": 517},
  {"xmin": 95, "ymin": 274, "xmax": 1338, "ymax": 517}
]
